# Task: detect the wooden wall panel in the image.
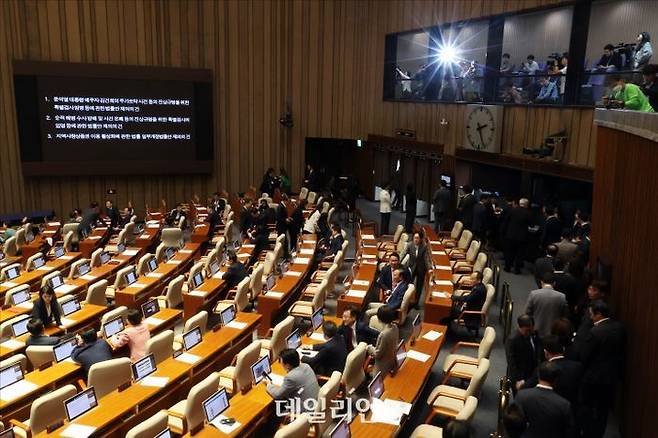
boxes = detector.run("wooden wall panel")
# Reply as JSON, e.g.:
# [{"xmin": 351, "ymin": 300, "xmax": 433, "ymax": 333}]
[{"xmin": 0, "ymin": 0, "xmax": 594, "ymax": 220}]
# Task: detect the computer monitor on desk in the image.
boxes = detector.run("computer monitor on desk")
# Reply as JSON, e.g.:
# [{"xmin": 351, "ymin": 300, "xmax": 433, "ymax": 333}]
[
  {"xmin": 5, "ymin": 266, "xmax": 20, "ymax": 281},
  {"xmin": 368, "ymin": 371, "xmax": 384, "ymax": 400},
  {"xmin": 0, "ymin": 363, "xmax": 24, "ymax": 390},
  {"xmin": 393, "ymin": 339, "xmax": 407, "ymax": 374},
  {"xmin": 11, "ymin": 317, "xmax": 30, "ymax": 338},
  {"xmin": 124, "ymin": 269, "xmax": 138, "ymax": 287},
  {"xmin": 53, "ymin": 246, "xmax": 65, "ymax": 258},
  {"xmin": 286, "ymin": 330, "xmax": 302, "ymax": 350},
  {"xmin": 61, "ymin": 298, "xmax": 81, "ymax": 317},
  {"xmin": 203, "ymin": 388, "xmax": 230, "ymax": 429},
  {"xmin": 251, "ymin": 355, "xmax": 271, "ymax": 385},
  {"xmin": 32, "ymin": 256, "xmax": 45, "ymax": 269},
  {"xmin": 191, "ymin": 271, "xmax": 204, "ymax": 289},
  {"xmin": 329, "ymin": 416, "xmax": 351, "ymax": 438},
  {"xmin": 153, "ymin": 428, "xmax": 172, "ymax": 438},
  {"xmin": 147, "ymin": 258, "xmax": 158, "ymax": 272},
  {"xmin": 100, "ymin": 251, "xmax": 111, "ymax": 265},
  {"xmin": 11, "ymin": 288, "xmax": 31, "ymax": 307},
  {"xmin": 102, "ymin": 316, "xmax": 125, "ymax": 339},
  {"xmin": 132, "ymin": 353, "xmax": 157, "ymax": 382},
  {"xmin": 76, "ymin": 262, "xmax": 91, "ymax": 277},
  {"xmin": 0, "ymin": 427, "xmax": 15, "ymax": 438},
  {"xmin": 311, "ymin": 308, "xmax": 324, "ymax": 332},
  {"xmin": 64, "ymin": 387, "xmax": 98, "ymax": 421},
  {"xmin": 141, "ymin": 299, "xmax": 160, "ymax": 319},
  {"xmin": 53, "ymin": 338, "xmax": 78, "ymax": 363},
  {"xmin": 219, "ymin": 304, "xmax": 236, "ymax": 326},
  {"xmin": 182, "ymin": 326, "xmax": 203, "ymax": 351}
]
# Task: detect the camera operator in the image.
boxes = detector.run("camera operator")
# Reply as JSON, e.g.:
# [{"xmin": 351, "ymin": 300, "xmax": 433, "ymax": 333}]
[
  {"xmin": 596, "ymin": 44, "xmax": 622, "ymax": 72},
  {"xmin": 603, "ymin": 75, "xmax": 654, "ymax": 112},
  {"xmin": 634, "ymin": 32, "xmax": 653, "ymax": 70}
]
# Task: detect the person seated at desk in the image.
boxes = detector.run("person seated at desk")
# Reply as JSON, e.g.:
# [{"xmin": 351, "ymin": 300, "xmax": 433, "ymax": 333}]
[
  {"xmin": 105, "ymin": 200, "xmax": 120, "ymax": 229},
  {"xmin": 376, "ymin": 252, "xmax": 403, "ymax": 293},
  {"xmin": 300, "ymin": 320, "xmax": 347, "ymax": 375},
  {"xmin": 108, "ymin": 309, "xmax": 150, "ymax": 362},
  {"xmin": 71, "ymin": 328, "xmax": 113, "ymax": 378},
  {"xmin": 223, "ymin": 251, "xmax": 248, "ymax": 289},
  {"xmin": 25, "ymin": 318, "xmax": 61, "ymax": 346},
  {"xmin": 317, "ymin": 223, "xmax": 343, "ymax": 262},
  {"xmin": 338, "ymin": 306, "xmax": 379, "ymax": 351},
  {"xmin": 367, "ymin": 306, "xmax": 399, "ymax": 376},
  {"xmin": 302, "ymin": 205, "xmax": 322, "ymax": 235},
  {"xmin": 595, "ymin": 44, "xmax": 622, "ymax": 71},
  {"xmin": 167, "ymin": 203, "xmax": 186, "ymax": 226},
  {"xmin": 267, "ymin": 348, "xmax": 320, "ymax": 414},
  {"xmin": 249, "ymin": 224, "xmax": 270, "ymax": 263},
  {"xmin": 641, "ymin": 63, "xmax": 658, "ymax": 111},
  {"xmin": 254, "ymin": 199, "xmax": 275, "ymax": 227},
  {"xmin": 367, "ymin": 268, "xmax": 408, "ymax": 320},
  {"xmin": 118, "ymin": 205, "xmax": 133, "ymax": 228},
  {"xmin": 604, "ymin": 75, "xmax": 655, "ymax": 112},
  {"xmin": 31, "ymin": 285, "xmax": 62, "ymax": 328},
  {"xmin": 450, "ymin": 271, "xmax": 486, "ymax": 330},
  {"xmin": 533, "ymin": 76, "xmax": 558, "ymax": 104}
]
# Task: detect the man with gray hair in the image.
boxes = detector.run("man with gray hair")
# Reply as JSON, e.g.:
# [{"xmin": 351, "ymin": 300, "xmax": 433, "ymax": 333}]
[{"xmin": 501, "ymin": 197, "xmax": 532, "ymax": 274}]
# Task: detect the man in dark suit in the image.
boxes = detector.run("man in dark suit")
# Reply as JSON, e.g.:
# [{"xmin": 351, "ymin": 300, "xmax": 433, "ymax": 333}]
[
  {"xmin": 457, "ymin": 185, "xmax": 476, "ymax": 229},
  {"xmin": 222, "ymin": 252, "xmax": 248, "ymax": 289},
  {"xmin": 104, "ymin": 200, "xmax": 120, "ymax": 229},
  {"xmin": 325, "ymin": 224, "xmax": 344, "ymax": 259},
  {"xmin": 578, "ymin": 300, "xmax": 625, "ymax": 438},
  {"xmin": 555, "ymin": 229, "xmax": 578, "ymax": 267},
  {"xmin": 255, "ymin": 199, "xmax": 275, "ymax": 226},
  {"xmin": 25, "ymin": 318, "xmax": 60, "ymax": 346},
  {"xmin": 451, "ymin": 270, "xmax": 487, "ymax": 331},
  {"xmin": 523, "ymin": 335, "xmax": 583, "ymax": 408},
  {"xmin": 501, "ymin": 198, "xmax": 532, "ymax": 274},
  {"xmin": 403, "ymin": 232, "xmax": 431, "ymax": 305},
  {"xmin": 338, "ymin": 306, "xmax": 379, "ymax": 351},
  {"xmin": 250, "ymin": 225, "xmax": 270, "ymax": 263},
  {"xmin": 71, "ymin": 328, "xmax": 112, "ymax": 379},
  {"xmin": 376, "ymin": 252, "xmax": 401, "ymax": 293},
  {"xmin": 239, "ymin": 200, "xmax": 254, "ymax": 236},
  {"xmin": 79, "ymin": 202, "xmax": 100, "ymax": 238},
  {"xmin": 432, "ymin": 180, "xmax": 451, "ymax": 233},
  {"xmin": 506, "ymin": 314, "xmax": 543, "ymax": 393},
  {"xmin": 275, "ymin": 197, "xmax": 288, "ymax": 237},
  {"xmin": 301, "ymin": 320, "xmax": 347, "ymax": 375},
  {"xmin": 541, "ymin": 206, "xmax": 562, "ymax": 248},
  {"xmin": 471, "ymin": 195, "xmax": 489, "ymax": 245},
  {"xmin": 167, "ymin": 203, "xmax": 186, "ymax": 227},
  {"xmin": 533, "ymin": 244, "xmax": 560, "ymax": 287},
  {"xmin": 515, "ymin": 361, "xmax": 575, "ymax": 438}
]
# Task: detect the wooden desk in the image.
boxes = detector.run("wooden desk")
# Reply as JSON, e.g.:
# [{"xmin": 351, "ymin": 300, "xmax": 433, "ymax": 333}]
[
  {"xmin": 422, "ymin": 230, "xmax": 455, "ymax": 325},
  {"xmin": 336, "ymin": 249, "xmax": 378, "ymax": 316},
  {"xmin": 134, "ymin": 221, "xmax": 162, "ymax": 249},
  {"xmin": 21, "ymin": 222, "xmax": 62, "ymax": 263},
  {"xmin": 0, "ymin": 253, "xmax": 82, "ymax": 301},
  {"xmin": 256, "ymin": 236, "xmax": 317, "ymax": 336},
  {"xmin": 114, "ymin": 243, "xmax": 200, "ymax": 308},
  {"xmin": 191, "ymin": 223, "xmax": 211, "ymax": 244},
  {"xmin": 78, "ymin": 226, "xmax": 110, "ymax": 258},
  {"xmin": 144, "ymin": 308, "xmax": 183, "ymax": 334}
]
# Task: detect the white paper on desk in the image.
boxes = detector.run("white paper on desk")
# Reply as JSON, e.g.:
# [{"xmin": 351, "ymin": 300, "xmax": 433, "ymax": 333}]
[
  {"xmin": 194, "ymin": 224, "xmax": 206, "ymax": 228},
  {"xmin": 237, "ymin": 253, "xmax": 250, "ymax": 258},
  {"xmin": 284, "ymin": 270, "xmax": 302, "ymax": 277},
  {"xmin": 188, "ymin": 290, "xmax": 206, "ymax": 297},
  {"xmin": 298, "ymin": 348, "xmax": 318, "ymax": 358},
  {"xmin": 55, "ymin": 284, "xmax": 78, "ymax": 293},
  {"xmin": 139, "ymin": 234, "xmax": 151, "ymax": 239},
  {"xmin": 362, "ymin": 254, "xmax": 377, "ymax": 259},
  {"xmin": 147, "ymin": 224, "xmax": 160, "ymax": 229},
  {"xmin": 432, "ymin": 250, "xmax": 447, "ymax": 255},
  {"xmin": 241, "ymin": 244, "xmax": 255, "ymax": 249},
  {"xmin": 435, "ymin": 280, "xmax": 453, "ymax": 286},
  {"xmin": 0, "ymin": 380, "xmax": 38, "ymax": 401},
  {"xmin": 1, "ymin": 282, "xmax": 18, "ymax": 288},
  {"xmin": 362, "ymin": 259, "xmax": 377, "ymax": 265},
  {"xmin": 140, "ymin": 376, "xmax": 169, "ymax": 387},
  {"xmin": 123, "ymin": 249, "xmax": 139, "ymax": 256},
  {"xmin": 352, "ymin": 279, "xmax": 369, "ymax": 286},
  {"xmin": 406, "ymin": 350, "xmax": 431, "ymax": 362},
  {"xmin": 146, "ymin": 272, "xmax": 164, "ymax": 278},
  {"xmin": 384, "ymin": 398, "xmax": 413, "ymax": 415},
  {"xmin": 166, "ymin": 259, "xmax": 182, "ymax": 265},
  {"xmin": 362, "ymin": 234, "xmax": 375, "ymax": 240},
  {"xmin": 293, "ymin": 257, "xmax": 310, "ymax": 265},
  {"xmin": 60, "ymin": 317, "xmax": 76, "ymax": 327},
  {"xmin": 309, "ymin": 332, "xmax": 325, "ymax": 341},
  {"xmin": 48, "ymin": 221, "xmax": 61, "ymax": 226},
  {"xmin": 131, "ymin": 282, "xmax": 148, "ymax": 288},
  {"xmin": 17, "ymin": 301, "xmax": 34, "ymax": 309},
  {"xmin": 346, "ymin": 290, "xmax": 367, "ymax": 298},
  {"xmin": 37, "ymin": 265, "xmax": 53, "ymax": 271},
  {"xmin": 147, "ymin": 220, "xmax": 160, "ymax": 225},
  {"xmin": 88, "ymin": 236, "xmax": 102, "ymax": 240},
  {"xmin": 265, "ymin": 291, "xmax": 284, "ymax": 298},
  {"xmin": 59, "ymin": 255, "xmax": 74, "ymax": 260},
  {"xmin": 145, "ymin": 317, "xmax": 164, "ymax": 326},
  {"xmin": 226, "ymin": 321, "xmax": 248, "ymax": 330},
  {"xmin": 80, "ymin": 274, "xmax": 97, "ymax": 281},
  {"xmin": 210, "ymin": 415, "xmax": 242, "ymax": 433},
  {"xmin": 179, "ymin": 249, "xmax": 193, "ymax": 254},
  {"xmin": 176, "ymin": 352, "xmax": 201, "ymax": 364},
  {"xmin": 95, "ymin": 227, "xmax": 108, "ymax": 231},
  {"xmin": 0, "ymin": 339, "xmax": 25, "ymax": 349},
  {"xmin": 369, "ymin": 398, "xmax": 402, "ymax": 425},
  {"xmin": 299, "ymin": 248, "xmax": 314, "ymax": 255},
  {"xmin": 363, "ymin": 244, "xmax": 378, "ymax": 249},
  {"xmin": 432, "ymin": 291, "xmax": 448, "ymax": 299},
  {"xmin": 435, "ymin": 265, "xmax": 452, "ymax": 271},
  {"xmin": 59, "ymin": 424, "xmax": 97, "ymax": 438},
  {"xmin": 212, "ymin": 271, "xmax": 225, "ymax": 279},
  {"xmin": 422, "ymin": 330, "xmax": 443, "ymax": 341},
  {"xmin": 269, "ymin": 373, "xmax": 284, "ymax": 387}
]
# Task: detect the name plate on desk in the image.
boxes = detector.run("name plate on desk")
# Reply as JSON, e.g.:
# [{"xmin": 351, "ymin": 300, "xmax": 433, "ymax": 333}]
[
  {"xmin": 226, "ymin": 320, "xmax": 248, "ymax": 330},
  {"xmin": 293, "ymin": 257, "xmax": 310, "ymax": 265},
  {"xmin": 432, "ymin": 291, "xmax": 449, "ymax": 298},
  {"xmin": 309, "ymin": 332, "xmax": 325, "ymax": 341},
  {"xmin": 362, "ymin": 234, "xmax": 375, "ymax": 240},
  {"xmin": 362, "ymin": 259, "xmax": 377, "ymax": 265},
  {"xmin": 48, "ymin": 221, "xmax": 62, "ymax": 226},
  {"xmin": 147, "ymin": 224, "xmax": 160, "ymax": 229},
  {"xmin": 346, "ymin": 290, "xmax": 367, "ymax": 298},
  {"xmin": 95, "ymin": 227, "xmax": 108, "ymax": 231},
  {"xmin": 212, "ymin": 272, "xmax": 225, "ymax": 279},
  {"xmin": 265, "ymin": 291, "xmax": 284, "ymax": 299},
  {"xmin": 166, "ymin": 260, "xmax": 182, "ymax": 265},
  {"xmin": 284, "ymin": 271, "xmax": 302, "ymax": 277},
  {"xmin": 188, "ymin": 290, "xmax": 206, "ymax": 297},
  {"xmin": 59, "ymin": 255, "xmax": 74, "ymax": 260}
]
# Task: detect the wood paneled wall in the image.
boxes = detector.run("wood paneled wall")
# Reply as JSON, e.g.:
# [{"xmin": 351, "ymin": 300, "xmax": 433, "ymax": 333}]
[{"xmin": 0, "ymin": 0, "xmax": 594, "ymax": 219}]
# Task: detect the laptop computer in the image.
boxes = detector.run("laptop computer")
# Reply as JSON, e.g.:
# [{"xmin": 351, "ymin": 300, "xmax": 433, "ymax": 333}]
[
  {"xmin": 64, "ymin": 387, "xmax": 98, "ymax": 421},
  {"xmin": 132, "ymin": 353, "xmax": 157, "ymax": 382},
  {"xmin": 141, "ymin": 299, "xmax": 160, "ymax": 319},
  {"xmin": 49, "ymin": 274, "xmax": 65, "ymax": 290},
  {"xmin": 53, "ymin": 338, "xmax": 78, "ymax": 363},
  {"xmin": 76, "ymin": 262, "xmax": 91, "ymax": 277},
  {"xmin": 286, "ymin": 330, "xmax": 302, "ymax": 350},
  {"xmin": 0, "ymin": 363, "xmax": 24, "ymax": 390},
  {"xmin": 116, "ymin": 242, "xmax": 126, "ymax": 254},
  {"xmin": 311, "ymin": 308, "xmax": 324, "ymax": 331},
  {"xmin": 147, "ymin": 258, "xmax": 158, "ymax": 272},
  {"xmin": 164, "ymin": 247, "xmax": 176, "ymax": 261},
  {"xmin": 250, "ymin": 355, "xmax": 271, "ymax": 385},
  {"xmin": 368, "ymin": 371, "xmax": 384, "ymax": 400},
  {"xmin": 11, "ymin": 288, "xmax": 31, "ymax": 307},
  {"xmin": 100, "ymin": 251, "xmax": 111, "ymax": 264},
  {"xmin": 5, "ymin": 266, "xmax": 20, "ymax": 281},
  {"xmin": 219, "ymin": 304, "xmax": 236, "ymax": 326},
  {"xmin": 32, "ymin": 256, "xmax": 45, "ymax": 269},
  {"xmin": 203, "ymin": 388, "xmax": 231, "ymax": 429},
  {"xmin": 208, "ymin": 260, "xmax": 220, "ymax": 277},
  {"xmin": 53, "ymin": 246, "xmax": 65, "ymax": 258},
  {"xmin": 102, "ymin": 316, "xmax": 125, "ymax": 339},
  {"xmin": 61, "ymin": 299, "xmax": 81, "ymax": 317},
  {"xmin": 394, "ymin": 339, "xmax": 407, "ymax": 371},
  {"xmin": 124, "ymin": 269, "xmax": 138, "ymax": 287},
  {"xmin": 11, "ymin": 318, "xmax": 30, "ymax": 338},
  {"xmin": 182, "ymin": 326, "xmax": 203, "ymax": 351}
]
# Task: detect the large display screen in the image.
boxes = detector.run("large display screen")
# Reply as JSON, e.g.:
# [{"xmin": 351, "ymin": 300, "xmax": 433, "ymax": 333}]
[{"xmin": 14, "ymin": 61, "xmax": 213, "ymax": 175}]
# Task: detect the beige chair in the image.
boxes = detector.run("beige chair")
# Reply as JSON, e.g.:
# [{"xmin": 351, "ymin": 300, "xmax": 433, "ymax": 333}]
[
  {"xmin": 10, "ymin": 384, "xmax": 77, "ymax": 438},
  {"xmin": 203, "ymin": 248, "xmax": 220, "ymax": 273},
  {"xmin": 410, "ymin": 424, "xmax": 445, "ymax": 438},
  {"xmin": 85, "ymin": 279, "xmax": 108, "ymax": 306},
  {"xmin": 126, "ymin": 411, "xmax": 168, "ymax": 438},
  {"xmin": 174, "ymin": 310, "xmax": 208, "ymax": 350},
  {"xmin": 223, "ymin": 219, "xmax": 235, "ymax": 243},
  {"xmin": 3, "ymin": 284, "xmax": 31, "ymax": 308},
  {"xmin": 248, "ymin": 264, "xmax": 264, "ymax": 301},
  {"xmin": 145, "ymin": 330, "xmax": 174, "ymax": 364},
  {"xmin": 215, "ymin": 276, "xmax": 250, "ymax": 313},
  {"xmin": 161, "ymin": 228, "xmax": 183, "ymax": 248},
  {"xmin": 177, "ymin": 215, "xmax": 186, "ymax": 229},
  {"xmin": 0, "ymin": 353, "xmax": 27, "ymax": 374},
  {"xmin": 299, "ymin": 187, "xmax": 309, "ymax": 200},
  {"xmin": 26, "ymin": 345, "xmax": 54, "ymax": 370},
  {"xmin": 62, "ymin": 230, "xmax": 75, "ymax": 253},
  {"xmin": 87, "ymin": 357, "xmax": 132, "ymax": 398},
  {"xmin": 136, "ymin": 253, "xmax": 156, "ymax": 276},
  {"xmin": 446, "ymin": 230, "xmax": 473, "ymax": 257},
  {"xmin": 123, "ymin": 222, "xmax": 136, "ymax": 245},
  {"xmin": 442, "ymin": 326, "xmax": 496, "ymax": 380},
  {"xmin": 25, "ymin": 252, "xmax": 45, "ymax": 272},
  {"xmin": 167, "ymin": 372, "xmax": 220, "ymax": 435},
  {"xmin": 101, "ymin": 306, "xmax": 128, "ymax": 327},
  {"xmin": 342, "ymin": 342, "xmax": 368, "ymax": 395},
  {"xmin": 90, "ymin": 248, "xmax": 104, "ymax": 268},
  {"xmin": 15, "ymin": 229, "xmax": 26, "ymax": 252},
  {"xmin": 451, "ymin": 240, "xmax": 481, "ymax": 266},
  {"xmin": 62, "ymin": 223, "xmax": 80, "ymax": 247},
  {"xmin": 273, "ymin": 413, "xmax": 310, "ymax": 438},
  {"xmin": 259, "ymin": 316, "xmax": 295, "ymax": 361},
  {"xmin": 262, "ymin": 251, "xmax": 276, "ymax": 278},
  {"xmin": 218, "ymin": 340, "xmax": 261, "ymax": 394},
  {"xmin": 209, "ymin": 236, "xmax": 226, "ymax": 255},
  {"xmin": 155, "ymin": 243, "xmax": 168, "ymax": 263},
  {"xmin": 0, "ymin": 314, "xmax": 31, "ymax": 338},
  {"xmin": 0, "ymin": 262, "xmax": 21, "ymax": 281},
  {"xmin": 425, "ymin": 359, "xmax": 488, "ymax": 422},
  {"xmin": 367, "ymin": 284, "xmax": 415, "ymax": 329},
  {"xmin": 313, "ymin": 371, "xmax": 342, "ymax": 436},
  {"xmin": 289, "ymin": 280, "xmax": 326, "ymax": 319},
  {"xmin": 40, "ymin": 270, "xmax": 62, "ymax": 289},
  {"xmin": 378, "ymin": 224, "xmax": 404, "ymax": 251},
  {"xmin": 105, "ymin": 265, "xmax": 135, "ymax": 299},
  {"xmin": 321, "ymin": 202, "xmax": 330, "ymax": 214},
  {"xmin": 440, "ymin": 221, "xmax": 464, "ymax": 245},
  {"xmin": 482, "ymin": 267, "xmax": 494, "ymax": 285},
  {"xmin": 3, "ymin": 236, "xmax": 18, "ymax": 256},
  {"xmin": 307, "ymin": 191, "xmax": 317, "ymax": 204},
  {"xmin": 157, "ymin": 275, "xmax": 185, "ymax": 309},
  {"xmin": 67, "ymin": 258, "xmax": 89, "ymax": 279},
  {"xmin": 453, "ymin": 253, "xmax": 488, "ymax": 283},
  {"xmin": 184, "ymin": 262, "xmax": 205, "ymax": 292},
  {"xmin": 454, "ymin": 284, "xmax": 495, "ymax": 333},
  {"xmin": 327, "ymin": 207, "xmax": 336, "ymax": 225}
]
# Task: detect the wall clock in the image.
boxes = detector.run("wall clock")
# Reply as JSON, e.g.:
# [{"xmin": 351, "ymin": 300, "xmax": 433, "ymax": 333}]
[{"xmin": 464, "ymin": 104, "xmax": 503, "ymax": 153}]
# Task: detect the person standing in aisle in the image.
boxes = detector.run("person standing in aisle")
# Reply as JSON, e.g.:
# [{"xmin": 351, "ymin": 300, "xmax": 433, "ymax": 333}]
[{"xmin": 380, "ymin": 184, "xmax": 392, "ymax": 235}]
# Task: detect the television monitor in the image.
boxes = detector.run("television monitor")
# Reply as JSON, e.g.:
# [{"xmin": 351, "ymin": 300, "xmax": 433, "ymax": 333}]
[
  {"xmin": 53, "ymin": 338, "xmax": 78, "ymax": 363},
  {"xmin": 265, "ymin": 274, "xmax": 275, "ymax": 291},
  {"xmin": 182, "ymin": 326, "xmax": 202, "ymax": 351},
  {"xmin": 11, "ymin": 318, "xmax": 30, "ymax": 338},
  {"xmin": 219, "ymin": 304, "xmax": 236, "ymax": 326},
  {"xmin": 77, "ymin": 262, "xmax": 91, "ymax": 277},
  {"xmin": 286, "ymin": 330, "xmax": 302, "ymax": 350},
  {"xmin": 116, "ymin": 242, "xmax": 126, "ymax": 254},
  {"xmin": 102, "ymin": 316, "xmax": 125, "ymax": 339},
  {"xmin": 141, "ymin": 299, "xmax": 160, "ymax": 319},
  {"xmin": 203, "ymin": 388, "xmax": 230, "ymax": 426},
  {"xmin": 164, "ymin": 247, "xmax": 176, "ymax": 260},
  {"xmin": 132, "ymin": 353, "xmax": 157, "ymax": 382},
  {"xmin": 61, "ymin": 299, "xmax": 81, "ymax": 316},
  {"xmin": 124, "ymin": 269, "xmax": 138, "ymax": 287},
  {"xmin": 250, "ymin": 355, "xmax": 271, "ymax": 385},
  {"xmin": 100, "ymin": 251, "xmax": 111, "ymax": 264},
  {"xmin": 0, "ymin": 363, "xmax": 24, "ymax": 390},
  {"xmin": 394, "ymin": 340, "xmax": 407, "ymax": 370},
  {"xmin": 64, "ymin": 387, "xmax": 98, "ymax": 421},
  {"xmin": 208, "ymin": 260, "xmax": 220, "ymax": 276},
  {"xmin": 191, "ymin": 271, "xmax": 204, "ymax": 289}
]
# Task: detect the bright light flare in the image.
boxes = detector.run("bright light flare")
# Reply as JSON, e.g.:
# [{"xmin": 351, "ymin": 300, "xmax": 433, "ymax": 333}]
[{"xmin": 437, "ymin": 45, "xmax": 459, "ymax": 64}]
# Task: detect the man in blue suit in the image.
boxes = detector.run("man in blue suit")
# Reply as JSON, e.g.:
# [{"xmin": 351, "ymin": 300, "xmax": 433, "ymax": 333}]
[{"xmin": 366, "ymin": 268, "xmax": 408, "ymax": 320}]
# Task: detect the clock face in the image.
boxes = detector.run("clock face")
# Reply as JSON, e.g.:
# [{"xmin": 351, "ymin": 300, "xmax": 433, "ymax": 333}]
[{"xmin": 466, "ymin": 106, "xmax": 496, "ymax": 150}]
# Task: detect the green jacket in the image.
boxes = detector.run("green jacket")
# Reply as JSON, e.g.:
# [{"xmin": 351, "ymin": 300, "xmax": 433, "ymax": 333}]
[{"xmin": 612, "ymin": 83, "xmax": 655, "ymax": 112}]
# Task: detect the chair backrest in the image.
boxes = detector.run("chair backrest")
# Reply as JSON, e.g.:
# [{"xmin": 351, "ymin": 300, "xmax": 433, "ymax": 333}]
[
  {"xmin": 0, "ymin": 314, "xmax": 31, "ymax": 338},
  {"xmin": 271, "ymin": 241, "xmax": 283, "ymax": 266},
  {"xmin": 3, "ymin": 284, "xmax": 30, "ymax": 307},
  {"xmin": 145, "ymin": 330, "xmax": 174, "ymax": 364},
  {"xmin": 249, "ymin": 264, "xmax": 264, "ymax": 300},
  {"xmin": 26, "ymin": 345, "xmax": 55, "ymax": 369},
  {"xmin": 88, "ymin": 357, "xmax": 132, "ymax": 398},
  {"xmin": 62, "ymin": 223, "xmax": 80, "ymax": 245},
  {"xmin": 473, "ymin": 253, "xmax": 488, "ymax": 274},
  {"xmin": 342, "ymin": 342, "xmax": 367, "ymax": 394},
  {"xmin": 315, "ymin": 371, "xmax": 342, "ymax": 435},
  {"xmin": 233, "ymin": 276, "xmax": 251, "ymax": 311},
  {"xmin": 223, "ymin": 220, "xmax": 235, "ymax": 241},
  {"xmin": 327, "ymin": 207, "xmax": 335, "ymax": 225},
  {"xmin": 163, "ymin": 275, "xmax": 185, "ymax": 308},
  {"xmin": 321, "ymin": 202, "xmax": 330, "ymax": 214},
  {"xmin": 398, "ymin": 284, "xmax": 416, "ymax": 325},
  {"xmin": 456, "ymin": 396, "xmax": 479, "ymax": 422},
  {"xmin": 274, "ymin": 413, "xmax": 310, "ymax": 438},
  {"xmin": 3, "ymin": 236, "xmax": 18, "ymax": 256},
  {"xmin": 396, "ymin": 233, "xmax": 409, "ymax": 254},
  {"xmin": 136, "ymin": 253, "xmax": 155, "ymax": 276},
  {"xmin": 0, "ymin": 263, "xmax": 21, "ymax": 281},
  {"xmin": 28, "ymin": 384, "xmax": 77, "ymax": 435},
  {"xmin": 90, "ymin": 248, "xmax": 104, "ymax": 268},
  {"xmin": 457, "ymin": 230, "xmax": 473, "ymax": 251},
  {"xmin": 161, "ymin": 228, "xmax": 183, "ymax": 248},
  {"xmin": 116, "ymin": 228, "xmax": 128, "ymax": 247},
  {"xmin": 85, "ymin": 279, "xmax": 108, "ymax": 306},
  {"xmin": 392, "ymin": 224, "xmax": 404, "ymax": 242},
  {"xmin": 268, "ymin": 316, "xmax": 295, "ymax": 361},
  {"xmin": 177, "ymin": 215, "xmax": 186, "ymax": 229},
  {"xmin": 400, "ymin": 253, "xmax": 410, "ymax": 268},
  {"xmin": 214, "ymin": 236, "xmax": 226, "ymax": 255},
  {"xmin": 235, "ymin": 341, "xmax": 262, "ymax": 392},
  {"xmin": 40, "ymin": 270, "xmax": 62, "ymax": 289},
  {"xmin": 101, "ymin": 306, "xmax": 128, "ymax": 326},
  {"xmin": 263, "ymin": 251, "xmax": 276, "ymax": 277},
  {"xmin": 63, "ymin": 230, "xmax": 75, "ymax": 252},
  {"xmin": 480, "ymin": 284, "xmax": 496, "ymax": 324},
  {"xmin": 481, "ymin": 267, "xmax": 493, "ymax": 285},
  {"xmin": 123, "ymin": 222, "xmax": 136, "ymax": 244},
  {"xmin": 183, "ymin": 310, "xmax": 209, "ymax": 336},
  {"xmin": 465, "ymin": 358, "xmax": 490, "ymax": 398},
  {"xmin": 310, "ymin": 280, "xmax": 327, "ymax": 311},
  {"xmin": 465, "ymin": 240, "xmax": 481, "ymax": 263},
  {"xmin": 125, "ymin": 410, "xmax": 168, "ymax": 438},
  {"xmin": 450, "ymin": 221, "xmax": 463, "ymax": 240},
  {"xmin": 204, "ymin": 248, "xmax": 220, "ymax": 273},
  {"xmin": 478, "ymin": 326, "xmax": 496, "ymax": 360},
  {"xmin": 307, "ymin": 191, "xmax": 317, "ymax": 204},
  {"xmin": 184, "ymin": 372, "xmax": 221, "ymax": 432},
  {"xmin": 26, "ymin": 252, "xmax": 45, "ymax": 271},
  {"xmin": 299, "ymin": 187, "xmax": 309, "ymax": 200},
  {"xmin": 15, "ymin": 228, "xmax": 26, "ymax": 249},
  {"xmin": 113, "ymin": 265, "xmax": 135, "ymax": 289},
  {"xmin": 0, "ymin": 353, "xmax": 27, "ymax": 374},
  {"xmin": 187, "ymin": 262, "xmax": 205, "ymax": 289},
  {"xmin": 68, "ymin": 258, "xmax": 90, "ymax": 279}
]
